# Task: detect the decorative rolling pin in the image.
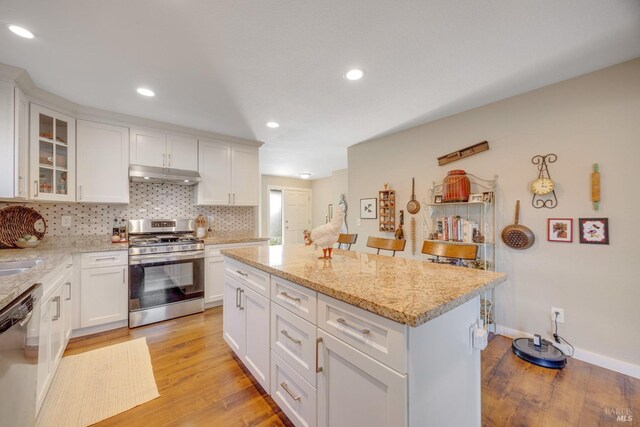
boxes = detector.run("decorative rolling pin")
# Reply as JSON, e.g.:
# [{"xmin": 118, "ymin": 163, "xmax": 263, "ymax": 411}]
[
  {"xmin": 411, "ymin": 217, "xmax": 416, "ymax": 255},
  {"xmin": 591, "ymin": 163, "xmax": 600, "ymax": 211}
]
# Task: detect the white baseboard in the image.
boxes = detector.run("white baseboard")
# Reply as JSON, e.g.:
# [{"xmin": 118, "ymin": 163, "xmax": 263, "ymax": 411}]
[{"xmin": 495, "ymin": 325, "xmax": 640, "ymax": 380}]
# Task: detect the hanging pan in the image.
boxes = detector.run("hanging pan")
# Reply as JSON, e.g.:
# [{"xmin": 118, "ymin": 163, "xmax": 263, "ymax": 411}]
[
  {"xmin": 407, "ymin": 178, "xmax": 420, "ymax": 214},
  {"xmin": 501, "ymin": 200, "xmax": 535, "ymax": 249}
]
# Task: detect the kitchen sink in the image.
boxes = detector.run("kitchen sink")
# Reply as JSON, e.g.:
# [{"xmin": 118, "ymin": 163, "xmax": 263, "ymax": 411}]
[{"xmin": 0, "ymin": 259, "xmax": 43, "ymax": 277}]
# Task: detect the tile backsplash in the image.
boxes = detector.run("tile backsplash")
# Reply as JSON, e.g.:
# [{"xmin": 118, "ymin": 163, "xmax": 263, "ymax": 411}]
[{"xmin": 0, "ymin": 182, "xmax": 256, "ymax": 236}]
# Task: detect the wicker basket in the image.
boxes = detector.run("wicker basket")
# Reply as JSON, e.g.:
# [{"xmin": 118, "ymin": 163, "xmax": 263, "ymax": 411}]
[{"xmin": 0, "ymin": 206, "xmax": 47, "ymax": 248}]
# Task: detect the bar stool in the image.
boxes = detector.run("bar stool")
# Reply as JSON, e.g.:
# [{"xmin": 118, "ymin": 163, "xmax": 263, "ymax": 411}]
[
  {"xmin": 337, "ymin": 233, "xmax": 358, "ymax": 250},
  {"xmin": 366, "ymin": 236, "xmax": 406, "ymax": 257},
  {"xmin": 421, "ymin": 241, "xmax": 478, "ymax": 263}
]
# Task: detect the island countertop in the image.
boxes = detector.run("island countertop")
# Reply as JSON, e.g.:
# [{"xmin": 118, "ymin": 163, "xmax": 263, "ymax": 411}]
[{"xmin": 221, "ymin": 245, "xmax": 506, "ymax": 327}]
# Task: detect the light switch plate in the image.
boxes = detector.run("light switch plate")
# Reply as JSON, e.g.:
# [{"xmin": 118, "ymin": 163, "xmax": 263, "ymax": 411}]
[{"xmin": 61, "ymin": 215, "xmax": 71, "ymax": 227}]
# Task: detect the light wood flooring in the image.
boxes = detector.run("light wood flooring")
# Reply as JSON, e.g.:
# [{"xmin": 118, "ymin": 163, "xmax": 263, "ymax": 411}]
[{"xmin": 65, "ymin": 307, "xmax": 639, "ymax": 427}]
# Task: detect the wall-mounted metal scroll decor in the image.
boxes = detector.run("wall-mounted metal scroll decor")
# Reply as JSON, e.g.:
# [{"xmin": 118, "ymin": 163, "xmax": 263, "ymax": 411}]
[{"xmin": 532, "ymin": 153, "xmax": 558, "ymax": 209}]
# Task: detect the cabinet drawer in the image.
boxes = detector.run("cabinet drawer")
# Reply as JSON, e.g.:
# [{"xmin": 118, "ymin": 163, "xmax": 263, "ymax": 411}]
[
  {"xmin": 224, "ymin": 258, "xmax": 269, "ymax": 297},
  {"xmin": 271, "ymin": 302, "xmax": 317, "ymax": 386},
  {"xmin": 271, "ymin": 352, "xmax": 317, "ymax": 427},
  {"xmin": 271, "ymin": 276, "xmax": 317, "ymax": 324},
  {"xmin": 318, "ymin": 294, "xmax": 407, "ymax": 374},
  {"xmin": 81, "ymin": 251, "xmax": 127, "ymax": 268}
]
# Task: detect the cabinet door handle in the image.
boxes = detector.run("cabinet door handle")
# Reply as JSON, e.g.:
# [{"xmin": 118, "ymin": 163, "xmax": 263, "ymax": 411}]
[
  {"xmin": 168, "ymin": 153, "xmax": 171, "ymax": 167},
  {"xmin": 236, "ymin": 270, "xmax": 248, "ymax": 277},
  {"xmin": 78, "ymin": 185, "xmax": 82, "ymax": 200},
  {"xmin": 281, "ymin": 330, "xmax": 301, "ymax": 344},
  {"xmin": 233, "ymin": 193, "xmax": 235, "ymax": 204},
  {"xmin": 280, "ymin": 291, "xmax": 301, "ymax": 303},
  {"xmin": 280, "ymin": 382, "xmax": 301, "ymax": 401},
  {"xmin": 52, "ymin": 296, "xmax": 61, "ymax": 321},
  {"xmin": 228, "ymin": 193, "xmax": 231, "ymax": 204},
  {"xmin": 238, "ymin": 289, "xmax": 245, "ymax": 310},
  {"xmin": 95, "ymin": 257, "xmax": 116, "ymax": 262},
  {"xmin": 34, "ymin": 180, "xmax": 38, "ymax": 197},
  {"xmin": 235, "ymin": 287, "xmax": 240, "ymax": 308},
  {"xmin": 122, "ymin": 269, "xmax": 126, "ymax": 283},
  {"xmin": 18, "ymin": 176, "xmax": 24, "ymax": 195},
  {"xmin": 65, "ymin": 282, "xmax": 71, "ymax": 301},
  {"xmin": 316, "ymin": 337, "xmax": 323, "ymax": 373},
  {"xmin": 336, "ymin": 317, "xmax": 370, "ymax": 335}
]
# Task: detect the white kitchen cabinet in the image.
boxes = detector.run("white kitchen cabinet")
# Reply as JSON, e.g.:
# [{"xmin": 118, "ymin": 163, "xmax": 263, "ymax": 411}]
[
  {"xmin": 29, "ymin": 104, "xmax": 76, "ymax": 201},
  {"xmin": 243, "ymin": 286, "xmax": 271, "ymax": 391},
  {"xmin": 130, "ymin": 128, "xmax": 198, "ymax": 171},
  {"xmin": 76, "ymin": 120, "xmax": 129, "ymax": 203},
  {"xmin": 231, "ymin": 144, "xmax": 260, "ymax": 206},
  {"xmin": 205, "ymin": 254, "xmax": 225, "ymax": 305},
  {"xmin": 223, "ymin": 274, "xmax": 270, "ymax": 392},
  {"xmin": 317, "ymin": 329, "xmax": 407, "ymax": 427},
  {"xmin": 196, "ymin": 139, "xmax": 259, "ymax": 206},
  {"xmin": 129, "ymin": 128, "xmax": 166, "ymax": 168},
  {"xmin": 197, "ymin": 139, "xmax": 232, "ymax": 205},
  {"xmin": 0, "ymin": 82, "xmax": 29, "ymax": 199},
  {"xmin": 36, "ymin": 262, "xmax": 73, "ymax": 414},
  {"xmin": 80, "ymin": 251, "xmax": 128, "ymax": 328},
  {"xmin": 167, "ymin": 134, "xmax": 198, "ymax": 170},
  {"xmin": 223, "ymin": 275, "xmax": 245, "ymax": 356}
]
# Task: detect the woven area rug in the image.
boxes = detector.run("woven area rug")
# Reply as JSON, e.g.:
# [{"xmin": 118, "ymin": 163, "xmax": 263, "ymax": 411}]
[{"xmin": 36, "ymin": 337, "xmax": 160, "ymax": 427}]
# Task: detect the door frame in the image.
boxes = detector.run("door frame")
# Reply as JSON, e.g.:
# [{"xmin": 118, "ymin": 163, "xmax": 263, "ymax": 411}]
[{"xmin": 265, "ymin": 185, "xmax": 312, "ymax": 245}]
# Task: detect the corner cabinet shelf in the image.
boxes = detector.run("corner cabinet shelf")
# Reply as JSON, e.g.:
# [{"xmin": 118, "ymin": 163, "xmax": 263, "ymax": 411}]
[
  {"xmin": 378, "ymin": 189, "xmax": 396, "ymax": 232},
  {"xmin": 423, "ymin": 174, "xmax": 498, "ymax": 332}
]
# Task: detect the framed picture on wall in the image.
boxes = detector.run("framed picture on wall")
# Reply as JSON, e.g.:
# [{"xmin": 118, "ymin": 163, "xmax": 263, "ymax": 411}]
[
  {"xmin": 360, "ymin": 198, "xmax": 377, "ymax": 219},
  {"xmin": 579, "ymin": 218, "xmax": 609, "ymax": 244},
  {"xmin": 547, "ymin": 218, "xmax": 573, "ymax": 243}
]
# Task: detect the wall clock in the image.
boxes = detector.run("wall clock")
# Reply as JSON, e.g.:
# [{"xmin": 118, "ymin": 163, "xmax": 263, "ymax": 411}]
[{"xmin": 531, "ymin": 154, "xmax": 558, "ymax": 209}]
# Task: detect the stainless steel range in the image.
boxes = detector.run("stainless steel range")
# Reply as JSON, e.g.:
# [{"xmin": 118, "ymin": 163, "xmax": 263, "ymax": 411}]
[{"xmin": 128, "ymin": 219, "xmax": 205, "ymax": 328}]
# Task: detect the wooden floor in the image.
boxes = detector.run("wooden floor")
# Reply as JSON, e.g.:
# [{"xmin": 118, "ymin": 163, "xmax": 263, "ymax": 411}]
[{"xmin": 66, "ymin": 308, "xmax": 639, "ymax": 427}]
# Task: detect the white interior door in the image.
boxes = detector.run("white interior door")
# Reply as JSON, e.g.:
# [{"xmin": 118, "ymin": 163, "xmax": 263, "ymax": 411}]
[{"xmin": 283, "ymin": 189, "xmax": 311, "ymax": 245}]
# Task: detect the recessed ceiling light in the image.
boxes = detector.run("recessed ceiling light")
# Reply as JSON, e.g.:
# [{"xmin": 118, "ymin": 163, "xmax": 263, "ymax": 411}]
[
  {"xmin": 344, "ymin": 68, "xmax": 365, "ymax": 81},
  {"xmin": 266, "ymin": 121, "xmax": 280, "ymax": 129},
  {"xmin": 136, "ymin": 87, "xmax": 155, "ymax": 97},
  {"xmin": 184, "ymin": 180, "xmax": 190, "ymax": 183},
  {"xmin": 144, "ymin": 176, "xmax": 150, "ymax": 180},
  {"xmin": 299, "ymin": 172, "xmax": 311, "ymax": 180},
  {"xmin": 8, "ymin": 25, "xmax": 34, "ymax": 39}
]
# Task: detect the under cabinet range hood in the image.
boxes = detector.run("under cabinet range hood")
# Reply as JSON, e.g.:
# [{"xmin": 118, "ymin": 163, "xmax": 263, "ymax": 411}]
[{"xmin": 129, "ymin": 165, "xmax": 201, "ymax": 185}]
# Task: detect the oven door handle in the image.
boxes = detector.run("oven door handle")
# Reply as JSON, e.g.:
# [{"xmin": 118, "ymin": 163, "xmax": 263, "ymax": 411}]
[{"xmin": 129, "ymin": 251, "xmax": 205, "ymax": 265}]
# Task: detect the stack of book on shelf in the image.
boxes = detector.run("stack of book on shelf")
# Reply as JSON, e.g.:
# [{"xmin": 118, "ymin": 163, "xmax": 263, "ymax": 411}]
[{"xmin": 435, "ymin": 216, "xmax": 479, "ymax": 243}]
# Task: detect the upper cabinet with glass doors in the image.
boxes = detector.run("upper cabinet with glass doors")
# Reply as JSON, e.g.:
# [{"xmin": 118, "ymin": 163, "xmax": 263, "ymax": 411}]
[{"xmin": 30, "ymin": 104, "xmax": 76, "ymax": 201}]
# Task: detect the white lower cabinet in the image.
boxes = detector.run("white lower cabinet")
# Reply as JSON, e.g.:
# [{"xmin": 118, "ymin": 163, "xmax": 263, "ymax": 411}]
[
  {"xmin": 223, "ymin": 257, "xmax": 410, "ymax": 427},
  {"xmin": 272, "ymin": 352, "xmax": 317, "ymax": 427},
  {"xmin": 205, "ymin": 242, "xmax": 268, "ymax": 306},
  {"xmin": 223, "ymin": 274, "xmax": 270, "ymax": 391},
  {"xmin": 316, "ymin": 329, "xmax": 407, "ymax": 427},
  {"xmin": 80, "ymin": 251, "xmax": 128, "ymax": 328},
  {"xmin": 36, "ymin": 261, "xmax": 73, "ymax": 415}
]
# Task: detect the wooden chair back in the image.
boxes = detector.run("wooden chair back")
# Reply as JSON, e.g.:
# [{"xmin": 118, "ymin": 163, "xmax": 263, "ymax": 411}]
[
  {"xmin": 337, "ymin": 233, "xmax": 358, "ymax": 250},
  {"xmin": 421, "ymin": 241, "xmax": 478, "ymax": 261},
  {"xmin": 366, "ymin": 236, "xmax": 406, "ymax": 257}
]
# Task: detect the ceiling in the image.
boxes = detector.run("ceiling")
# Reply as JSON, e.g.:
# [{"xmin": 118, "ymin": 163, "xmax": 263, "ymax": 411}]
[{"xmin": 1, "ymin": 1, "xmax": 639, "ymax": 179}]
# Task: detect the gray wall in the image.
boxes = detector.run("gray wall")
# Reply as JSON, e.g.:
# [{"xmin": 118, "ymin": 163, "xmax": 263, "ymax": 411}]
[{"xmin": 347, "ymin": 59, "xmax": 640, "ymax": 368}]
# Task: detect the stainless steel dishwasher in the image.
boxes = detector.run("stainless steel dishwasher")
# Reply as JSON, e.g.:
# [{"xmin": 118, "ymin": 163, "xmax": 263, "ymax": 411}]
[{"xmin": 0, "ymin": 284, "xmax": 42, "ymax": 427}]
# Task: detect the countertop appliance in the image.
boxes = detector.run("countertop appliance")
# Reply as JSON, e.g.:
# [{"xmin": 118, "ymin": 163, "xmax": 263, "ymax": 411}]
[
  {"xmin": 0, "ymin": 283, "xmax": 42, "ymax": 426},
  {"xmin": 128, "ymin": 219, "xmax": 205, "ymax": 328}
]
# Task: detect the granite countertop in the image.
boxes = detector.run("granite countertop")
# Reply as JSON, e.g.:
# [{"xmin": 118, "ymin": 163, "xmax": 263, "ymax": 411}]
[
  {"xmin": 201, "ymin": 233, "xmax": 269, "ymax": 245},
  {"xmin": 0, "ymin": 233, "xmax": 268, "ymax": 312},
  {"xmin": 221, "ymin": 245, "xmax": 507, "ymax": 327},
  {"xmin": 0, "ymin": 235, "xmax": 129, "ymax": 312}
]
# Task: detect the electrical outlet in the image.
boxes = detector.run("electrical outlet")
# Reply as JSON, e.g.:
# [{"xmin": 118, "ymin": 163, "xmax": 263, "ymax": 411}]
[
  {"xmin": 551, "ymin": 307, "xmax": 565, "ymax": 323},
  {"xmin": 61, "ymin": 215, "xmax": 71, "ymax": 227}
]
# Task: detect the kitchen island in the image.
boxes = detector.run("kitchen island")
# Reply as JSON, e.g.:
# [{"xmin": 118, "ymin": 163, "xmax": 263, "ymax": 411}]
[{"xmin": 221, "ymin": 245, "xmax": 506, "ymax": 427}]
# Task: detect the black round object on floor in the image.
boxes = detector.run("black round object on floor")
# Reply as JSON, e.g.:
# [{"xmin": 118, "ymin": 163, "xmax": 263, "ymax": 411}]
[{"xmin": 512, "ymin": 337, "xmax": 567, "ymax": 369}]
